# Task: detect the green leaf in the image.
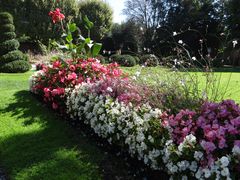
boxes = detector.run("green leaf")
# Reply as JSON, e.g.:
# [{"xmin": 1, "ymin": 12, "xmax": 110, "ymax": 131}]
[
  {"xmin": 85, "ymin": 38, "xmax": 91, "ymax": 44},
  {"xmin": 83, "ymin": 15, "xmax": 93, "ymax": 30},
  {"xmin": 92, "ymin": 43, "xmax": 102, "ymax": 57},
  {"xmin": 68, "ymin": 23, "xmax": 77, "ymax": 33},
  {"xmin": 66, "ymin": 33, "xmax": 73, "ymax": 43}
]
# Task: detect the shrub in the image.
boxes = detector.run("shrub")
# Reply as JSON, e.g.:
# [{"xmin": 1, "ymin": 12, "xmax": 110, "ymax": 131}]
[
  {"xmin": 117, "ymin": 55, "xmax": 136, "ymax": 67},
  {"xmin": 0, "ymin": 32, "xmax": 16, "ymax": 42},
  {"xmin": 0, "ymin": 40, "xmax": 20, "ymax": 55},
  {"xmin": 0, "ymin": 50, "xmax": 24, "ymax": 65},
  {"xmin": 0, "ymin": 12, "xmax": 13, "ymax": 24},
  {"xmin": 109, "ymin": 54, "xmax": 121, "ymax": 63},
  {"xmin": 0, "ymin": 60, "xmax": 30, "ymax": 73},
  {"xmin": 133, "ymin": 56, "xmax": 140, "ymax": 64},
  {"xmin": 110, "ymin": 54, "xmax": 136, "ymax": 67},
  {"xmin": 0, "ymin": 12, "xmax": 30, "ymax": 73},
  {"xmin": 0, "ymin": 24, "xmax": 15, "ymax": 33},
  {"xmin": 140, "ymin": 54, "xmax": 159, "ymax": 66}
]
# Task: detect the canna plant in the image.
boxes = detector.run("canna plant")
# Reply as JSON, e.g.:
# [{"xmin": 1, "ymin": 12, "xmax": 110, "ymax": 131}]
[{"xmin": 49, "ymin": 8, "xmax": 102, "ymax": 59}]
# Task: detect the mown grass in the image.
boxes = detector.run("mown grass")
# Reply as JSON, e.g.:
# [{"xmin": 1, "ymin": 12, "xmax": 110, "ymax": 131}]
[
  {"xmin": 122, "ymin": 66, "xmax": 240, "ymax": 102},
  {"xmin": 0, "ymin": 71, "xmax": 132, "ymax": 180}
]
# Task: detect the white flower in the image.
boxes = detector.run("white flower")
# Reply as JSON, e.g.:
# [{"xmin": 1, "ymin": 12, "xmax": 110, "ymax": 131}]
[
  {"xmin": 135, "ymin": 71, "xmax": 141, "ymax": 77},
  {"xmin": 173, "ymin": 32, "xmax": 177, "ymax": 36},
  {"xmin": 132, "ymin": 76, "xmax": 137, "ymax": 80},
  {"xmin": 232, "ymin": 40, "xmax": 238, "ymax": 48},
  {"xmin": 221, "ymin": 167, "xmax": 230, "ymax": 177},
  {"xmin": 194, "ymin": 151, "xmax": 203, "ymax": 161},
  {"xmin": 232, "ymin": 145, "xmax": 240, "ymax": 156},
  {"xmin": 220, "ymin": 156, "xmax": 229, "ymax": 167},
  {"xmin": 195, "ymin": 169, "xmax": 202, "ymax": 179},
  {"xmin": 106, "ymin": 87, "xmax": 113, "ymax": 92},
  {"xmin": 182, "ymin": 175, "xmax": 188, "ymax": 180},
  {"xmin": 189, "ymin": 161, "xmax": 198, "ymax": 172},
  {"xmin": 192, "ymin": 56, "xmax": 197, "ymax": 61},
  {"xmin": 178, "ymin": 40, "xmax": 183, "ymax": 44},
  {"xmin": 203, "ymin": 168, "xmax": 211, "ymax": 178}
]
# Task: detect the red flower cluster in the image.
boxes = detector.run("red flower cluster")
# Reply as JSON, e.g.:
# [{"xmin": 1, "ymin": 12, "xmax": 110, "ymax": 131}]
[
  {"xmin": 32, "ymin": 58, "xmax": 124, "ymax": 111},
  {"xmin": 49, "ymin": 8, "xmax": 65, "ymax": 23}
]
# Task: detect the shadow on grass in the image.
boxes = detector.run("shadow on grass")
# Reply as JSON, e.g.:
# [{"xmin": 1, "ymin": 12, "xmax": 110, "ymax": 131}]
[
  {"xmin": 178, "ymin": 67, "xmax": 240, "ymax": 73},
  {"xmin": 0, "ymin": 90, "xmax": 161, "ymax": 180},
  {"xmin": 0, "ymin": 90, "xmax": 104, "ymax": 179}
]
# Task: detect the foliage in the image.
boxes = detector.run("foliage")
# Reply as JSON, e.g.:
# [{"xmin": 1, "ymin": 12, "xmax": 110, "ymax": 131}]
[
  {"xmin": 50, "ymin": 8, "xmax": 103, "ymax": 59},
  {"xmin": 140, "ymin": 54, "xmax": 159, "ymax": 66},
  {"xmin": 0, "ymin": 12, "xmax": 30, "ymax": 73},
  {"xmin": 0, "ymin": 0, "xmax": 79, "ymax": 43},
  {"xmin": 109, "ymin": 54, "xmax": 136, "ymax": 67},
  {"xmin": 0, "ymin": 60, "xmax": 30, "ymax": 73},
  {"xmin": 78, "ymin": 0, "xmax": 113, "ymax": 41}
]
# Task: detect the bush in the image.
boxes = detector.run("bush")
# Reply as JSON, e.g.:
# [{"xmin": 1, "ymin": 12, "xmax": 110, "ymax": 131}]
[
  {"xmin": 0, "ymin": 24, "xmax": 15, "ymax": 33},
  {"xmin": 109, "ymin": 54, "xmax": 136, "ymax": 67},
  {"xmin": 0, "ymin": 50, "xmax": 24, "ymax": 65},
  {"xmin": 109, "ymin": 54, "xmax": 121, "ymax": 63},
  {"xmin": 0, "ymin": 32, "xmax": 16, "ymax": 42},
  {"xmin": 117, "ymin": 55, "xmax": 136, "ymax": 67},
  {"xmin": 133, "ymin": 56, "xmax": 140, "ymax": 64},
  {"xmin": 0, "ymin": 40, "xmax": 20, "ymax": 55},
  {"xmin": 140, "ymin": 54, "xmax": 159, "ymax": 66},
  {"xmin": 0, "ymin": 60, "xmax": 30, "ymax": 73}
]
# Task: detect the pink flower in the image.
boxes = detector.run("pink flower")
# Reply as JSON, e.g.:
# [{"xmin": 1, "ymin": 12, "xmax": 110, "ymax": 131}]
[
  {"xmin": 200, "ymin": 140, "xmax": 216, "ymax": 153},
  {"xmin": 52, "ymin": 102, "xmax": 58, "ymax": 109},
  {"xmin": 53, "ymin": 60, "xmax": 61, "ymax": 68},
  {"xmin": 234, "ymin": 140, "xmax": 240, "ymax": 147},
  {"xmin": 67, "ymin": 72, "xmax": 77, "ymax": 81},
  {"xmin": 69, "ymin": 65, "xmax": 76, "ymax": 71}
]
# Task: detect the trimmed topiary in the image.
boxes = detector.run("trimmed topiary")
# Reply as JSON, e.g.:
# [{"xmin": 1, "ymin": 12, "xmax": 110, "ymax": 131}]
[
  {"xmin": 0, "ymin": 50, "xmax": 24, "ymax": 65},
  {"xmin": 0, "ymin": 32, "xmax": 16, "ymax": 42},
  {"xmin": 0, "ymin": 12, "xmax": 13, "ymax": 24},
  {"xmin": 0, "ymin": 40, "xmax": 20, "ymax": 55},
  {"xmin": 0, "ymin": 60, "xmax": 31, "ymax": 73},
  {"xmin": 0, "ymin": 24, "xmax": 15, "ymax": 33},
  {"xmin": 140, "ymin": 54, "xmax": 159, "ymax": 66},
  {"xmin": 0, "ymin": 12, "xmax": 30, "ymax": 73}
]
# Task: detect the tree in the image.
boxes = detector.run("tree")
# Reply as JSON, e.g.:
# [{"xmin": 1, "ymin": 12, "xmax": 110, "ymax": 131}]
[{"xmin": 78, "ymin": 0, "xmax": 113, "ymax": 41}]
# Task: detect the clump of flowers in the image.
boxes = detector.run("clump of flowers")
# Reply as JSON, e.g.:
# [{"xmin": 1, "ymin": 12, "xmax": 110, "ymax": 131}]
[
  {"xmin": 30, "ymin": 58, "xmax": 123, "ymax": 110},
  {"xmin": 161, "ymin": 100, "xmax": 240, "ymax": 179},
  {"xmin": 49, "ymin": 8, "xmax": 65, "ymax": 24},
  {"xmin": 90, "ymin": 77, "xmax": 151, "ymax": 105}
]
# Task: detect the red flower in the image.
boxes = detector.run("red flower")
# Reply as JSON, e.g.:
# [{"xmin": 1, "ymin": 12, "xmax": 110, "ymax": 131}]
[{"xmin": 49, "ymin": 8, "xmax": 65, "ymax": 24}]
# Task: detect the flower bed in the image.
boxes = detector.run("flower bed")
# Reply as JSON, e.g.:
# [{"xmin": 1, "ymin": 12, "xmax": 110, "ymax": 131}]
[{"xmin": 30, "ymin": 58, "xmax": 240, "ymax": 179}]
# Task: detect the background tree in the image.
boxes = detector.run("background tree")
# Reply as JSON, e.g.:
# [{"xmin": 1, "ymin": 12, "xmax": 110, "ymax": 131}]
[{"xmin": 78, "ymin": 0, "xmax": 113, "ymax": 42}]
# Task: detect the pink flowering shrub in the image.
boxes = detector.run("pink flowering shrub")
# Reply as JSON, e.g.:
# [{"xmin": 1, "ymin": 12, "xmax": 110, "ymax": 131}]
[
  {"xmin": 163, "ymin": 99, "xmax": 240, "ymax": 171},
  {"xmin": 31, "ymin": 58, "xmax": 123, "ymax": 110},
  {"xmin": 90, "ymin": 77, "xmax": 150, "ymax": 105}
]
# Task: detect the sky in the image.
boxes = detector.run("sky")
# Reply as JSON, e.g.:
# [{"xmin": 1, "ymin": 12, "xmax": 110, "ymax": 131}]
[{"xmin": 105, "ymin": 0, "xmax": 127, "ymax": 23}]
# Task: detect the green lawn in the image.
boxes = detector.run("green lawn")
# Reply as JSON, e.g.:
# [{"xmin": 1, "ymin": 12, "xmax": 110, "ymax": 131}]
[
  {"xmin": 122, "ymin": 66, "xmax": 240, "ymax": 102},
  {"xmin": 0, "ymin": 72, "xmax": 133, "ymax": 180}
]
